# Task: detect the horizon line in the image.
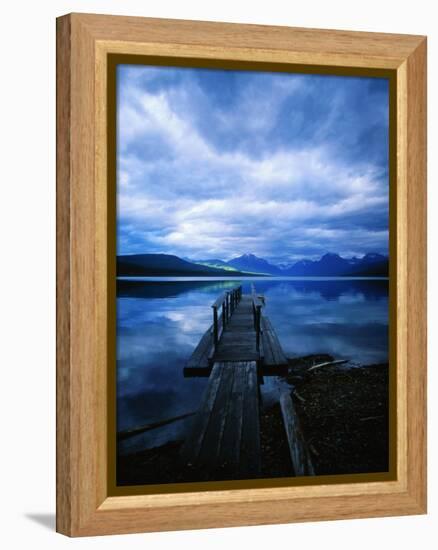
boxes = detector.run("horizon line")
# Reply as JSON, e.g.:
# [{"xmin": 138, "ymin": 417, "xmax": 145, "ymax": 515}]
[{"xmin": 116, "ymin": 250, "xmax": 389, "ymax": 263}]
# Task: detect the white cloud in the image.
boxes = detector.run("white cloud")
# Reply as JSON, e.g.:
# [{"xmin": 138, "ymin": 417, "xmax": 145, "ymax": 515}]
[{"xmin": 116, "ymin": 66, "xmax": 389, "ymax": 260}]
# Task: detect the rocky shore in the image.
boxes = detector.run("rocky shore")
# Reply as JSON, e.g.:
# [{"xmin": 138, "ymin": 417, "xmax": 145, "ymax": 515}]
[
  {"xmin": 117, "ymin": 354, "xmax": 389, "ymax": 486},
  {"xmin": 283, "ymin": 355, "xmax": 389, "ymax": 475}
]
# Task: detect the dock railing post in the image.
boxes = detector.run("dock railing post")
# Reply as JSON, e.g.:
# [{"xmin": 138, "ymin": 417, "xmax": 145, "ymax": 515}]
[
  {"xmin": 212, "ymin": 305, "xmax": 218, "ymax": 347},
  {"xmin": 256, "ymin": 305, "xmax": 261, "ymax": 350},
  {"xmin": 222, "ymin": 298, "xmax": 226, "ymax": 331}
]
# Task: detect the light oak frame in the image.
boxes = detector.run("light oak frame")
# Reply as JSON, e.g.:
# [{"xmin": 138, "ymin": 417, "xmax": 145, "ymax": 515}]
[{"xmin": 56, "ymin": 13, "xmax": 427, "ymax": 536}]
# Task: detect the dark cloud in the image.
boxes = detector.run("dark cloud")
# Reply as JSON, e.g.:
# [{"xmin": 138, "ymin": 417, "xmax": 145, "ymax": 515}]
[{"xmin": 116, "ymin": 65, "xmax": 389, "ymax": 261}]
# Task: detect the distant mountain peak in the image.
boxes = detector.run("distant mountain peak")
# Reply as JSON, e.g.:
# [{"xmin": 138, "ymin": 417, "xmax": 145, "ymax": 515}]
[
  {"xmin": 362, "ymin": 252, "xmax": 386, "ymax": 261},
  {"xmin": 227, "ymin": 253, "xmax": 282, "ymax": 275},
  {"xmin": 320, "ymin": 252, "xmax": 344, "ymax": 264},
  {"xmin": 321, "ymin": 252, "xmax": 342, "ymax": 259}
]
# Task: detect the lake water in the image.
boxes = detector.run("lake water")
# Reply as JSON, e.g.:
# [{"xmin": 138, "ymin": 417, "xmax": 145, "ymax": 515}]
[{"xmin": 116, "ymin": 277, "xmax": 389, "ymax": 455}]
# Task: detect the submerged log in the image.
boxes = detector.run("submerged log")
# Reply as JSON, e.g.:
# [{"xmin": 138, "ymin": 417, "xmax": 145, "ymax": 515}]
[{"xmin": 280, "ymin": 392, "xmax": 315, "ymax": 476}]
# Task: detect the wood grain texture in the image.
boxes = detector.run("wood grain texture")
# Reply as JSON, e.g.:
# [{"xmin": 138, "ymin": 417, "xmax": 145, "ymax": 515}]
[
  {"xmin": 280, "ymin": 393, "xmax": 315, "ymax": 476},
  {"xmin": 181, "ymin": 361, "xmax": 261, "ymax": 479},
  {"xmin": 56, "ymin": 13, "xmax": 427, "ymax": 536},
  {"xmin": 76, "ymin": 12, "xmax": 422, "ymax": 68},
  {"xmin": 406, "ymin": 38, "xmax": 427, "ymax": 509},
  {"xmin": 56, "ymin": 14, "xmax": 72, "ymax": 536}
]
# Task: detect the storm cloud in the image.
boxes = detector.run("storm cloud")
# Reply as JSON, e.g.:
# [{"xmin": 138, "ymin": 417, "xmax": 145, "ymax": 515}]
[{"xmin": 116, "ymin": 64, "xmax": 389, "ymax": 263}]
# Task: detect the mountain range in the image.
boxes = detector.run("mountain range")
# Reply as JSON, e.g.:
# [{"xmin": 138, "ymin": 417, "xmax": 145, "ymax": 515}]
[
  {"xmin": 197, "ymin": 252, "xmax": 388, "ymax": 276},
  {"xmin": 116, "ymin": 254, "xmax": 254, "ymax": 277},
  {"xmin": 117, "ymin": 252, "xmax": 388, "ymax": 277}
]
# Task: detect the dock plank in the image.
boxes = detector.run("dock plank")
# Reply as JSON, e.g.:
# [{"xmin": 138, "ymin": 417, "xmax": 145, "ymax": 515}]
[
  {"xmin": 239, "ymin": 362, "xmax": 261, "ymax": 477},
  {"xmin": 196, "ymin": 363, "xmax": 235, "ymax": 471},
  {"xmin": 186, "ymin": 290, "xmax": 287, "ymax": 370},
  {"xmin": 186, "ymin": 325, "xmax": 213, "ymax": 369},
  {"xmin": 262, "ymin": 316, "xmax": 288, "ymax": 367},
  {"xmin": 179, "ymin": 363, "xmax": 222, "ymax": 463},
  {"xmin": 218, "ymin": 365, "xmax": 246, "ymax": 473},
  {"xmin": 181, "ymin": 361, "xmax": 260, "ymax": 480},
  {"xmin": 211, "ymin": 297, "xmax": 258, "ymax": 364}
]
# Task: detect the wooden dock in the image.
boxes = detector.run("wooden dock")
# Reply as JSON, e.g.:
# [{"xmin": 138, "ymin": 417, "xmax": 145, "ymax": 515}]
[
  {"xmin": 180, "ymin": 285, "xmax": 315, "ymax": 479},
  {"xmin": 185, "ymin": 285, "xmax": 288, "ymax": 373}
]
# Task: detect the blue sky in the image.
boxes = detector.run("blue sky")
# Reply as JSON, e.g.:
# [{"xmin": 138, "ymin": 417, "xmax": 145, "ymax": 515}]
[{"xmin": 116, "ymin": 64, "xmax": 389, "ymax": 264}]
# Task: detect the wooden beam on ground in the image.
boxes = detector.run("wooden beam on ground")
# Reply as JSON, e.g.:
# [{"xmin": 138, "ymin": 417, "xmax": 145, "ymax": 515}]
[{"xmin": 280, "ymin": 392, "xmax": 315, "ymax": 476}]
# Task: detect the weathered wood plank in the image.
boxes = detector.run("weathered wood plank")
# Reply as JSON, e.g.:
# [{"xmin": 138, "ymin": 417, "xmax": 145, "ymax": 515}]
[
  {"xmin": 216, "ymin": 364, "xmax": 246, "ymax": 474},
  {"xmin": 220, "ymin": 332, "xmax": 255, "ymax": 341},
  {"xmin": 196, "ymin": 364, "xmax": 235, "ymax": 471},
  {"xmin": 261, "ymin": 323, "xmax": 275, "ymax": 366},
  {"xmin": 180, "ymin": 363, "xmax": 223, "ymax": 463},
  {"xmin": 210, "ymin": 294, "xmax": 260, "ymax": 364},
  {"xmin": 211, "ymin": 285, "xmax": 242, "ymax": 308},
  {"xmin": 211, "ymin": 293, "xmax": 227, "ymax": 309},
  {"xmin": 261, "ymin": 317, "xmax": 275, "ymax": 364},
  {"xmin": 181, "ymin": 361, "xmax": 260, "ymax": 480},
  {"xmin": 258, "ymin": 331, "xmax": 265, "ymax": 363},
  {"xmin": 262, "ymin": 316, "xmax": 288, "ymax": 366},
  {"xmin": 188, "ymin": 292, "xmax": 287, "ymax": 369},
  {"xmin": 214, "ymin": 352, "xmax": 259, "ymax": 362},
  {"xmin": 186, "ymin": 325, "xmax": 213, "ymax": 368},
  {"xmin": 239, "ymin": 362, "xmax": 261, "ymax": 477},
  {"xmin": 280, "ymin": 392, "xmax": 315, "ymax": 476}
]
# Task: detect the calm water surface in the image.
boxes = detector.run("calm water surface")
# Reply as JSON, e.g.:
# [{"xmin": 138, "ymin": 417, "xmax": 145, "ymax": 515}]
[{"xmin": 116, "ymin": 278, "xmax": 388, "ymax": 454}]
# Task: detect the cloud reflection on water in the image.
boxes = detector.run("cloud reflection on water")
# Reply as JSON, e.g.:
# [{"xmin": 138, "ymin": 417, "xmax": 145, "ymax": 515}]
[{"xmin": 116, "ymin": 278, "xmax": 388, "ymax": 453}]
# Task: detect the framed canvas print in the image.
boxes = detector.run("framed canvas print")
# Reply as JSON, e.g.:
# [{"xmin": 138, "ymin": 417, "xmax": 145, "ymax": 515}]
[{"xmin": 56, "ymin": 13, "xmax": 427, "ymax": 536}]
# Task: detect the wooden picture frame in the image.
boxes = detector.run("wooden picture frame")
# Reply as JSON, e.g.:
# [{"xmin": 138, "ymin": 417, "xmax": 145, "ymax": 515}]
[{"xmin": 56, "ymin": 13, "xmax": 427, "ymax": 536}]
